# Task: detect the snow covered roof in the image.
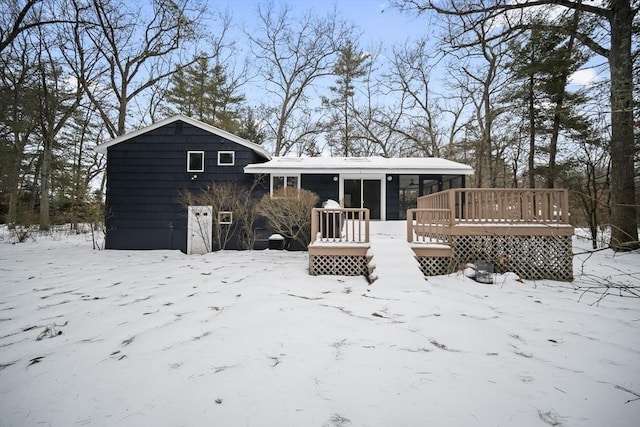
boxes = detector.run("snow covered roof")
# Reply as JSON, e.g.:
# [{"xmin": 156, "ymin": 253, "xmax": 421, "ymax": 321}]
[
  {"xmin": 244, "ymin": 156, "xmax": 473, "ymax": 175},
  {"xmin": 94, "ymin": 114, "xmax": 271, "ymax": 160}
]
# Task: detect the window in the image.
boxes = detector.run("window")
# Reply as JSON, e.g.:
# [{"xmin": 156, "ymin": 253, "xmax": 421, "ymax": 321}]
[
  {"xmin": 398, "ymin": 175, "xmax": 419, "ymax": 220},
  {"xmin": 443, "ymin": 176, "xmax": 463, "ymax": 190},
  {"xmin": 187, "ymin": 151, "xmax": 204, "ymax": 172},
  {"xmin": 218, "ymin": 151, "xmax": 235, "ymax": 166},
  {"xmin": 218, "ymin": 211, "xmax": 233, "ymax": 225},
  {"xmin": 271, "ymin": 175, "xmax": 299, "ymax": 195}
]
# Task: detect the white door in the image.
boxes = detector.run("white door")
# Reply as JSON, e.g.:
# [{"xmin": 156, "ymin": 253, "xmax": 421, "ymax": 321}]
[{"xmin": 187, "ymin": 206, "xmax": 212, "ymax": 254}]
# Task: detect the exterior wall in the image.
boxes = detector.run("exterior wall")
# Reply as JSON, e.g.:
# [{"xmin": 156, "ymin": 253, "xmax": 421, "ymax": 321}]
[
  {"xmin": 385, "ymin": 174, "xmax": 466, "ymax": 221},
  {"xmin": 385, "ymin": 174, "xmax": 400, "ymax": 220},
  {"xmin": 301, "ymin": 174, "xmax": 339, "ymax": 206},
  {"xmin": 105, "ymin": 120, "xmax": 267, "ymax": 252},
  {"xmin": 266, "ymin": 173, "xmax": 467, "ymax": 222}
]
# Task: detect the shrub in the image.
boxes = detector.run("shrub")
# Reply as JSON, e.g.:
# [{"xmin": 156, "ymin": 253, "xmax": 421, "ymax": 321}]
[
  {"xmin": 257, "ymin": 188, "xmax": 319, "ymax": 249},
  {"xmin": 182, "ymin": 179, "xmax": 263, "ymax": 250}
]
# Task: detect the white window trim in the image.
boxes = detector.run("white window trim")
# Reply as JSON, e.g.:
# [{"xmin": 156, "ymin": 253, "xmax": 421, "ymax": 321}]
[
  {"xmin": 217, "ymin": 151, "xmax": 235, "ymax": 166},
  {"xmin": 218, "ymin": 211, "xmax": 233, "ymax": 225},
  {"xmin": 270, "ymin": 174, "xmax": 300, "ymax": 196},
  {"xmin": 187, "ymin": 151, "xmax": 205, "ymax": 172}
]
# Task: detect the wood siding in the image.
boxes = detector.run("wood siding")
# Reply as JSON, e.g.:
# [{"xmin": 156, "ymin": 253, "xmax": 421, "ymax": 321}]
[
  {"xmin": 105, "ymin": 120, "xmax": 267, "ymax": 252},
  {"xmin": 385, "ymin": 174, "xmax": 400, "ymax": 220},
  {"xmin": 301, "ymin": 174, "xmax": 339, "ymax": 206}
]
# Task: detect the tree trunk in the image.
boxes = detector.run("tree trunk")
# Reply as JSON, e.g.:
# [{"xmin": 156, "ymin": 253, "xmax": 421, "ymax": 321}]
[
  {"xmin": 6, "ymin": 132, "xmax": 23, "ymax": 226},
  {"xmin": 343, "ymin": 92, "xmax": 349, "ymax": 156},
  {"xmin": 608, "ymin": 0, "xmax": 638, "ymax": 250},
  {"xmin": 484, "ymin": 87, "xmax": 494, "ymax": 188},
  {"xmin": 528, "ymin": 71, "xmax": 536, "ymax": 189},
  {"xmin": 547, "ymin": 13, "xmax": 580, "ymax": 189},
  {"xmin": 39, "ymin": 137, "xmax": 51, "ymax": 230}
]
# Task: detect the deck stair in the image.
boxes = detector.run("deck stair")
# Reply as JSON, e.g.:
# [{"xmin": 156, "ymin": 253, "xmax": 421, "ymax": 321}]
[
  {"xmin": 411, "ymin": 242, "xmax": 456, "ymax": 277},
  {"xmin": 367, "ymin": 222, "xmax": 426, "ymax": 286}
]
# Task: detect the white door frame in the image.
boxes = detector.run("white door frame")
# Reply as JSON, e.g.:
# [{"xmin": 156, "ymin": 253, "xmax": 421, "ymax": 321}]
[
  {"xmin": 187, "ymin": 205, "xmax": 213, "ymax": 254},
  {"xmin": 340, "ymin": 174, "xmax": 386, "ymax": 220}
]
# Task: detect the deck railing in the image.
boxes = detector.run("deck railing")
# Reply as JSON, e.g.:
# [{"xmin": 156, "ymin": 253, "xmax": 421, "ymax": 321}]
[
  {"xmin": 416, "ymin": 188, "xmax": 570, "ymax": 224},
  {"xmin": 406, "ymin": 208, "xmax": 451, "ymax": 243},
  {"xmin": 310, "ymin": 208, "xmax": 370, "ymax": 244},
  {"xmin": 408, "ymin": 188, "xmax": 571, "ymax": 243}
]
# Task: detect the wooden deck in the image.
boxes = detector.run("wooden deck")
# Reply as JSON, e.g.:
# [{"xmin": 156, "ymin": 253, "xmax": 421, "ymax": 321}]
[
  {"xmin": 308, "ymin": 189, "xmax": 575, "ymax": 281},
  {"xmin": 308, "ymin": 207, "xmax": 372, "ymax": 279},
  {"xmin": 408, "ymin": 188, "xmax": 573, "ymax": 240}
]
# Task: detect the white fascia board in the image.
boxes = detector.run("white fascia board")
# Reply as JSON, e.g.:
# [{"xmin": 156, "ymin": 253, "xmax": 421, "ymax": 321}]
[
  {"xmin": 245, "ymin": 156, "xmax": 474, "ymax": 175},
  {"xmin": 244, "ymin": 165, "xmax": 474, "ymax": 176},
  {"xmin": 94, "ymin": 114, "xmax": 271, "ymax": 160}
]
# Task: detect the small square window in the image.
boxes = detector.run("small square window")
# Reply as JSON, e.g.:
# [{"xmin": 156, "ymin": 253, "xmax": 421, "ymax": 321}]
[
  {"xmin": 218, "ymin": 211, "xmax": 233, "ymax": 225},
  {"xmin": 218, "ymin": 151, "xmax": 235, "ymax": 166},
  {"xmin": 187, "ymin": 151, "xmax": 204, "ymax": 172}
]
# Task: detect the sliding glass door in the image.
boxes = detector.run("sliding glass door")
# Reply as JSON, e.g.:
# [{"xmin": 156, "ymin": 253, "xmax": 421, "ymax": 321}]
[{"xmin": 343, "ymin": 178, "xmax": 381, "ymax": 220}]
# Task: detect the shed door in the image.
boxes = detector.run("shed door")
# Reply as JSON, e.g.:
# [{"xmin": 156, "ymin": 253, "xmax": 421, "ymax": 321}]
[{"xmin": 187, "ymin": 206, "xmax": 212, "ymax": 255}]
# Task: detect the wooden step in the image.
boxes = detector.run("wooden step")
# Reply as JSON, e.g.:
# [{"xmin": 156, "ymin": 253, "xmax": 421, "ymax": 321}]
[{"xmin": 411, "ymin": 244, "xmax": 452, "ymax": 258}]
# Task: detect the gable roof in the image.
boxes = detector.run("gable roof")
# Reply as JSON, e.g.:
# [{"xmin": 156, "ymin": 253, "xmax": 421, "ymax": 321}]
[
  {"xmin": 94, "ymin": 114, "xmax": 271, "ymax": 160},
  {"xmin": 244, "ymin": 156, "xmax": 473, "ymax": 175}
]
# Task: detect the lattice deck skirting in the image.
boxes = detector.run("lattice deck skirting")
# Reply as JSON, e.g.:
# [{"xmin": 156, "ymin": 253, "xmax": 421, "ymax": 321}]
[
  {"xmin": 450, "ymin": 235, "xmax": 573, "ymax": 281},
  {"xmin": 415, "ymin": 256, "xmax": 457, "ymax": 276},
  {"xmin": 309, "ymin": 255, "xmax": 368, "ymax": 277}
]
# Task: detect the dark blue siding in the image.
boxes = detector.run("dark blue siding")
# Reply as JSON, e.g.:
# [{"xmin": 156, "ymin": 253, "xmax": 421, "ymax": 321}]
[
  {"xmin": 300, "ymin": 174, "xmax": 339, "ymax": 206},
  {"xmin": 386, "ymin": 174, "xmax": 400, "ymax": 220},
  {"xmin": 105, "ymin": 120, "xmax": 267, "ymax": 252}
]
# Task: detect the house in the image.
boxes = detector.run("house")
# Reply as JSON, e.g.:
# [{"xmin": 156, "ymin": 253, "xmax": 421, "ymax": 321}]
[
  {"xmin": 244, "ymin": 157, "xmax": 473, "ymax": 221},
  {"xmin": 96, "ymin": 115, "xmax": 473, "ymax": 253},
  {"xmin": 94, "ymin": 115, "xmax": 271, "ymax": 253}
]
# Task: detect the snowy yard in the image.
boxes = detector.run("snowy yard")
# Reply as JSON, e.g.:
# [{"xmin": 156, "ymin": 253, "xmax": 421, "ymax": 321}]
[{"xmin": 1, "ymin": 223, "xmax": 639, "ymax": 426}]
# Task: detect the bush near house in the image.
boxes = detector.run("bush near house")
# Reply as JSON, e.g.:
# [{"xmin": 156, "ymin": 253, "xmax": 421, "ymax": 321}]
[
  {"xmin": 182, "ymin": 181, "xmax": 262, "ymax": 251},
  {"xmin": 257, "ymin": 188, "xmax": 319, "ymax": 250}
]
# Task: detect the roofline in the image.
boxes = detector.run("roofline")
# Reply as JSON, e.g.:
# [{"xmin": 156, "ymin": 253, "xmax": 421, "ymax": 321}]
[
  {"xmin": 244, "ymin": 166, "xmax": 474, "ymax": 176},
  {"xmin": 93, "ymin": 114, "xmax": 272, "ymax": 160}
]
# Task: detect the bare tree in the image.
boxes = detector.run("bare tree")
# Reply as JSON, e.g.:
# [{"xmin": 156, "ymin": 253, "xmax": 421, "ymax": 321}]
[
  {"xmin": 182, "ymin": 176, "xmax": 266, "ymax": 251},
  {"xmin": 328, "ymin": 46, "xmax": 397, "ymax": 157},
  {"xmin": 34, "ymin": 22, "xmax": 83, "ymax": 230},
  {"xmin": 396, "ymin": 0, "xmax": 638, "ymax": 250},
  {"xmin": 351, "ymin": 93, "xmax": 407, "ymax": 157},
  {"xmin": 62, "ymin": 106, "xmax": 107, "ymax": 231},
  {"xmin": 247, "ymin": 3, "xmax": 354, "ymax": 155},
  {"xmin": 384, "ymin": 39, "xmax": 474, "ymax": 159},
  {"xmin": 573, "ymin": 135, "xmax": 611, "ymax": 249},
  {"xmin": 387, "ymin": 39, "xmax": 442, "ymax": 157},
  {"xmin": 76, "ymin": 0, "xmax": 207, "ymax": 138},
  {"xmin": 443, "ymin": 19, "xmax": 511, "ymax": 187},
  {"xmin": 0, "ymin": 0, "xmax": 88, "ymax": 54}
]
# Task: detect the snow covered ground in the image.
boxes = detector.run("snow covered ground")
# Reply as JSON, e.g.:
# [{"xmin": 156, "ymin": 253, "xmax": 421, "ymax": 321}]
[{"xmin": 1, "ymin": 223, "xmax": 638, "ymax": 427}]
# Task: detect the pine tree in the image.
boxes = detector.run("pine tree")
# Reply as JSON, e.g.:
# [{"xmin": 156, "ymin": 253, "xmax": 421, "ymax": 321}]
[
  {"xmin": 165, "ymin": 68, "xmax": 196, "ymax": 117},
  {"xmin": 323, "ymin": 41, "xmax": 370, "ymax": 156},
  {"xmin": 504, "ymin": 19, "xmax": 588, "ymax": 188},
  {"xmin": 233, "ymin": 107, "xmax": 266, "ymax": 145},
  {"xmin": 0, "ymin": 44, "xmax": 41, "ymax": 225},
  {"xmin": 164, "ymin": 56, "xmax": 245, "ymax": 131}
]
